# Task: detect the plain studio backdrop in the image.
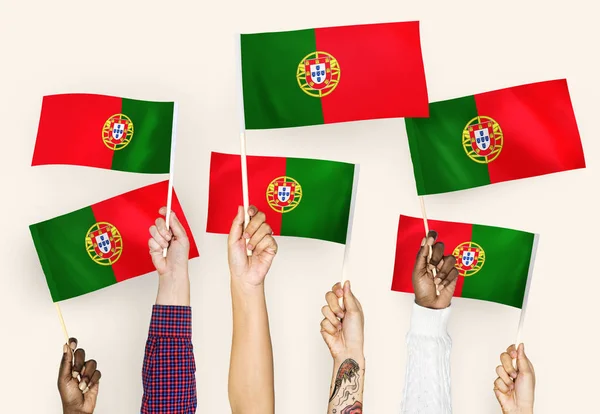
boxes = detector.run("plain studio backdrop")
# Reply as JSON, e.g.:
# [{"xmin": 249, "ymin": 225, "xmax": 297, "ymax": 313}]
[{"xmin": 0, "ymin": 0, "xmax": 598, "ymax": 412}]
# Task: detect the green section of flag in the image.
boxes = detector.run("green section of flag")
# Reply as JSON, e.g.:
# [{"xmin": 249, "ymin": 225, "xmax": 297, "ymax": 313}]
[
  {"xmin": 282, "ymin": 158, "xmax": 354, "ymax": 244},
  {"xmin": 405, "ymin": 95, "xmax": 490, "ymax": 195},
  {"xmin": 29, "ymin": 207, "xmax": 117, "ymax": 302},
  {"xmin": 111, "ymin": 99, "xmax": 173, "ymax": 173},
  {"xmin": 241, "ymin": 30, "xmax": 323, "ymax": 129},
  {"xmin": 461, "ymin": 224, "xmax": 534, "ymax": 308}
]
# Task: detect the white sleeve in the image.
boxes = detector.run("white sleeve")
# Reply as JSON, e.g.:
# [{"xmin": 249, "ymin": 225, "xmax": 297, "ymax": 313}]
[{"xmin": 401, "ymin": 302, "xmax": 452, "ymax": 414}]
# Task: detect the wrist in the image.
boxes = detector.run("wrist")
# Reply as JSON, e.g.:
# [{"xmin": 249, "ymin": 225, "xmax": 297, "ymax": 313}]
[
  {"xmin": 230, "ymin": 274, "xmax": 265, "ymax": 295},
  {"xmin": 334, "ymin": 351, "xmax": 365, "ymax": 366},
  {"xmin": 156, "ymin": 272, "xmax": 190, "ymax": 306}
]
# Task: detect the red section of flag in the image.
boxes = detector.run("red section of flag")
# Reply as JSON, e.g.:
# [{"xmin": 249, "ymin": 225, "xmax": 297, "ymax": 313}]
[
  {"xmin": 90, "ymin": 181, "xmax": 199, "ymax": 283},
  {"xmin": 316, "ymin": 21, "xmax": 429, "ymax": 123},
  {"xmin": 475, "ymin": 79, "xmax": 585, "ymax": 183},
  {"xmin": 391, "ymin": 215, "xmax": 472, "ymax": 297},
  {"xmin": 32, "ymin": 94, "xmax": 121, "ymax": 169},
  {"xmin": 206, "ymin": 152, "xmax": 285, "ymax": 235}
]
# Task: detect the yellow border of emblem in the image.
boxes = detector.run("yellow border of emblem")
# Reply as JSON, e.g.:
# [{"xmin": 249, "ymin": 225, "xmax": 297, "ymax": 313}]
[
  {"xmin": 85, "ymin": 221, "xmax": 123, "ymax": 266},
  {"xmin": 266, "ymin": 176, "xmax": 302, "ymax": 213},
  {"xmin": 452, "ymin": 241, "xmax": 485, "ymax": 277},
  {"xmin": 102, "ymin": 114, "xmax": 134, "ymax": 151},
  {"xmin": 296, "ymin": 51, "xmax": 341, "ymax": 98},
  {"xmin": 462, "ymin": 116, "xmax": 503, "ymax": 164}
]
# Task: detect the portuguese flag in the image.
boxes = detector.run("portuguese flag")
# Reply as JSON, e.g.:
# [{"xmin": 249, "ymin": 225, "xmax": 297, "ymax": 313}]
[
  {"xmin": 406, "ymin": 79, "xmax": 585, "ymax": 195},
  {"xmin": 207, "ymin": 152, "xmax": 356, "ymax": 244},
  {"xmin": 241, "ymin": 21, "xmax": 429, "ymax": 129},
  {"xmin": 392, "ymin": 215, "xmax": 537, "ymax": 308},
  {"xmin": 32, "ymin": 94, "xmax": 174, "ymax": 173},
  {"xmin": 30, "ymin": 181, "xmax": 199, "ymax": 302}
]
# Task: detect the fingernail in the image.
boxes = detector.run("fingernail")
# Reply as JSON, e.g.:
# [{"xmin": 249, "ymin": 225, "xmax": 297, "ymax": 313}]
[
  {"xmin": 72, "ymin": 371, "xmax": 79, "ymax": 379},
  {"xmin": 243, "ymin": 232, "xmax": 250, "ymax": 239},
  {"xmin": 79, "ymin": 380, "xmax": 87, "ymax": 391},
  {"xmin": 510, "ymin": 372, "xmax": 517, "ymax": 379},
  {"xmin": 511, "ymin": 351, "xmax": 517, "ymax": 359},
  {"xmin": 438, "ymin": 285, "xmax": 445, "ymax": 290},
  {"xmin": 336, "ymin": 313, "xmax": 344, "ymax": 319},
  {"xmin": 336, "ymin": 289, "xmax": 343, "ymax": 297},
  {"xmin": 82, "ymin": 386, "xmax": 90, "ymax": 394},
  {"xmin": 165, "ymin": 233, "xmax": 171, "ymax": 241},
  {"xmin": 266, "ymin": 248, "xmax": 276, "ymax": 254},
  {"xmin": 81, "ymin": 366, "xmax": 86, "ymax": 376},
  {"xmin": 70, "ymin": 342, "xmax": 77, "ymax": 351},
  {"xmin": 247, "ymin": 244, "xmax": 254, "ymax": 250},
  {"xmin": 434, "ymin": 278, "xmax": 441, "ymax": 285},
  {"xmin": 420, "ymin": 237, "xmax": 426, "ymax": 246}
]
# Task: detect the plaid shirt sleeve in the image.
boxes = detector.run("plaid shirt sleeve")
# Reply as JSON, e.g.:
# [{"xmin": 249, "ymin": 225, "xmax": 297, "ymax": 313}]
[{"xmin": 141, "ymin": 305, "xmax": 197, "ymax": 413}]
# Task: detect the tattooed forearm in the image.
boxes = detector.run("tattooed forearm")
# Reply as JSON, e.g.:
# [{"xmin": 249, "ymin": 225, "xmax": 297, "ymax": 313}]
[{"xmin": 328, "ymin": 358, "xmax": 364, "ymax": 414}]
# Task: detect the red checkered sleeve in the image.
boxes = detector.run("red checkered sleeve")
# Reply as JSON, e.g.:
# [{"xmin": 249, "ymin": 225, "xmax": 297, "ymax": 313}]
[{"xmin": 141, "ymin": 305, "xmax": 197, "ymax": 413}]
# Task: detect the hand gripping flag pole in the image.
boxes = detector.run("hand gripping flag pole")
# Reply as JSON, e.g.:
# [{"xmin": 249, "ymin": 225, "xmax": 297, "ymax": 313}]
[
  {"xmin": 163, "ymin": 102, "xmax": 179, "ymax": 258},
  {"xmin": 236, "ymin": 34, "xmax": 252, "ymax": 256},
  {"xmin": 419, "ymin": 197, "xmax": 440, "ymax": 296}
]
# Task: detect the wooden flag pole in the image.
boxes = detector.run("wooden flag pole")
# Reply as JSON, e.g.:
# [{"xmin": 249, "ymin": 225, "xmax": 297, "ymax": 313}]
[
  {"xmin": 163, "ymin": 102, "xmax": 179, "ymax": 258},
  {"xmin": 236, "ymin": 33, "xmax": 251, "ymax": 256},
  {"xmin": 419, "ymin": 196, "xmax": 439, "ymax": 296},
  {"xmin": 55, "ymin": 303, "xmax": 70, "ymax": 344}
]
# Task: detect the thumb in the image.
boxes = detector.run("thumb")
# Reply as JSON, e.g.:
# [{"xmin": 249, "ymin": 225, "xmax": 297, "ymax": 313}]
[
  {"xmin": 343, "ymin": 281, "xmax": 360, "ymax": 312},
  {"xmin": 58, "ymin": 343, "xmax": 73, "ymax": 383},
  {"xmin": 516, "ymin": 343, "xmax": 532, "ymax": 373},
  {"xmin": 228, "ymin": 206, "xmax": 244, "ymax": 246}
]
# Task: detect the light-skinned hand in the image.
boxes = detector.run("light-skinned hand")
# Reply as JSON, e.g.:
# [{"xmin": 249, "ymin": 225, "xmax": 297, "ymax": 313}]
[
  {"xmin": 494, "ymin": 343, "xmax": 535, "ymax": 414},
  {"xmin": 148, "ymin": 207, "xmax": 190, "ymax": 306},
  {"xmin": 413, "ymin": 230, "xmax": 459, "ymax": 309},
  {"xmin": 58, "ymin": 338, "xmax": 101, "ymax": 414},
  {"xmin": 320, "ymin": 281, "xmax": 364, "ymax": 362},
  {"xmin": 228, "ymin": 205, "xmax": 278, "ymax": 288}
]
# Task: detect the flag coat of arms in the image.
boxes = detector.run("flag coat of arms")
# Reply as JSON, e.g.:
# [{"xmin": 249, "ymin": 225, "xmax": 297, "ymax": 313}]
[
  {"xmin": 207, "ymin": 152, "xmax": 356, "ymax": 244},
  {"xmin": 391, "ymin": 215, "xmax": 538, "ymax": 308},
  {"xmin": 30, "ymin": 181, "xmax": 199, "ymax": 302},
  {"xmin": 405, "ymin": 79, "xmax": 585, "ymax": 195},
  {"xmin": 240, "ymin": 21, "xmax": 429, "ymax": 129},
  {"xmin": 32, "ymin": 94, "xmax": 174, "ymax": 173}
]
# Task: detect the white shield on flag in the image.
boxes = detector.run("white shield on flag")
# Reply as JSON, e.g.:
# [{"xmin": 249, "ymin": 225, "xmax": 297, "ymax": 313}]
[
  {"xmin": 309, "ymin": 63, "xmax": 327, "ymax": 85},
  {"xmin": 277, "ymin": 185, "xmax": 291, "ymax": 202},
  {"xmin": 95, "ymin": 233, "xmax": 112, "ymax": 254},
  {"xmin": 462, "ymin": 250, "xmax": 475, "ymax": 266},
  {"xmin": 112, "ymin": 122, "xmax": 125, "ymax": 140},
  {"xmin": 474, "ymin": 128, "xmax": 491, "ymax": 151}
]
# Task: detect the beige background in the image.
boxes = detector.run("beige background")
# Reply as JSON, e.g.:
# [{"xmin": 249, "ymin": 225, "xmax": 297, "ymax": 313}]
[{"xmin": 0, "ymin": 0, "xmax": 598, "ymax": 412}]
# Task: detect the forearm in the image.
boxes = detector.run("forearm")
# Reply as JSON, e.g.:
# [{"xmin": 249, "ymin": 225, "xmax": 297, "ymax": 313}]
[
  {"xmin": 401, "ymin": 303, "xmax": 452, "ymax": 414},
  {"xmin": 228, "ymin": 279, "xmax": 274, "ymax": 414},
  {"xmin": 155, "ymin": 272, "xmax": 190, "ymax": 306},
  {"xmin": 328, "ymin": 353, "xmax": 365, "ymax": 414}
]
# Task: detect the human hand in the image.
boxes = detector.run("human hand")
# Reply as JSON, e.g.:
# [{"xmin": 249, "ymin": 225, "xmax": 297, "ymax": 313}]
[
  {"xmin": 149, "ymin": 207, "xmax": 190, "ymax": 306},
  {"xmin": 494, "ymin": 344, "xmax": 535, "ymax": 414},
  {"xmin": 228, "ymin": 205, "xmax": 278, "ymax": 289},
  {"xmin": 413, "ymin": 230, "xmax": 459, "ymax": 309},
  {"xmin": 58, "ymin": 338, "xmax": 101, "ymax": 414},
  {"xmin": 320, "ymin": 281, "xmax": 364, "ymax": 362}
]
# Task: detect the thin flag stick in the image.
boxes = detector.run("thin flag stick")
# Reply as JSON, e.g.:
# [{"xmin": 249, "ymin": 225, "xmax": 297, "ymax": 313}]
[
  {"xmin": 419, "ymin": 196, "xmax": 439, "ymax": 296},
  {"xmin": 163, "ymin": 102, "xmax": 179, "ymax": 258},
  {"xmin": 236, "ymin": 33, "xmax": 251, "ymax": 256},
  {"xmin": 339, "ymin": 166, "xmax": 360, "ymax": 306},
  {"xmin": 55, "ymin": 303, "xmax": 69, "ymax": 344},
  {"xmin": 513, "ymin": 233, "xmax": 539, "ymax": 367}
]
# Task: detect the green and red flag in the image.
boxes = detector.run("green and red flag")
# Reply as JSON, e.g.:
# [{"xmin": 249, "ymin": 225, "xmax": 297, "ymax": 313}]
[
  {"xmin": 207, "ymin": 152, "xmax": 356, "ymax": 244},
  {"xmin": 30, "ymin": 181, "xmax": 199, "ymax": 302},
  {"xmin": 405, "ymin": 79, "xmax": 585, "ymax": 195},
  {"xmin": 240, "ymin": 21, "xmax": 429, "ymax": 129},
  {"xmin": 32, "ymin": 93, "xmax": 174, "ymax": 173},
  {"xmin": 392, "ymin": 215, "xmax": 537, "ymax": 308}
]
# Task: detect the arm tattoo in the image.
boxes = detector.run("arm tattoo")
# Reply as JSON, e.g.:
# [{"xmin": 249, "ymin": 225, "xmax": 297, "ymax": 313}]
[{"xmin": 329, "ymin": 359, "xmax": 361, "ymax": 404}]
